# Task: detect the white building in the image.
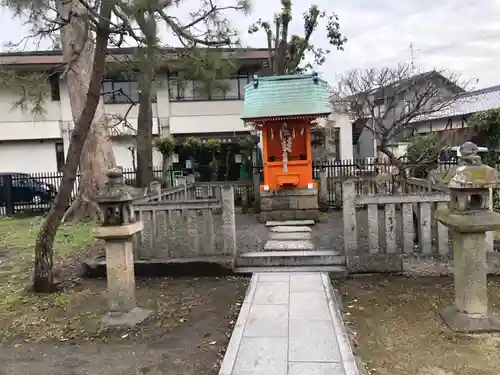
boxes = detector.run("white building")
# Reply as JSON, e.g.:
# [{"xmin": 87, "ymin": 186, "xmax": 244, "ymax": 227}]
[
  {"xmin": 0, "ymin": 48, "xmax": 268, "ymax": 173},
  {"xmin": 0, "ymin": 48, "xmax": 355, "ymax": 175}
]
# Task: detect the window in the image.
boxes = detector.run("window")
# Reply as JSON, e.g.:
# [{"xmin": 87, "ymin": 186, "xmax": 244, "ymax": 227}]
[
  {"xmin": 168, "ymin": 73, "xmax": 252, "ymax": 101},
  {"xmin": 49, "ymin": 73, "xmax": 60, "ymax": 101},
  {"xmin": 102, "ymin": 79, "xmax": 157, "ymax": 104},
  {"xmin": 55, "ymin": 141, "xmax": 65, "ymax": 172},
  {"xmin": 102, "ymin": 80, "xmax": 138, "ymax": 104},
  {"xmin": 193, "ymin": 80, "xmax": 209, "ymax": 100},
  {"xmin": 375, "ymin": 104, "xmax": 386, "ymax": 117}
]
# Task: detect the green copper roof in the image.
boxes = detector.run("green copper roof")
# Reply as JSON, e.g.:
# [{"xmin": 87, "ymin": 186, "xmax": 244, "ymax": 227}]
[{"xmin": 242, "ymin": 73, "xmax": 332, "ymax": 120}]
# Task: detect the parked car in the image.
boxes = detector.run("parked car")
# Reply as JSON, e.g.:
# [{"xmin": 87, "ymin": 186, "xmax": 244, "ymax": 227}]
[
  {"xmin": 440, "ymin": 146, "xmax": 489, "ymax": 163},
  {"xmin": 0, "ymin": 173, "xmax": 57, "ymax": 205}
]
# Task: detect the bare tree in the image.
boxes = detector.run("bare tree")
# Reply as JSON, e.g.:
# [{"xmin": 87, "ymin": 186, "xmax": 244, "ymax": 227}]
[
  {"xmin": 248, "ymin": 0, "xmax": 346, "ymax": 75},
  {"xmin": 332, "ymin": 64, "xmax": 466, "ymax": 168},
  {"xmin": 332, "ymin": 64, "xmax": 469, "ymax": 246}
]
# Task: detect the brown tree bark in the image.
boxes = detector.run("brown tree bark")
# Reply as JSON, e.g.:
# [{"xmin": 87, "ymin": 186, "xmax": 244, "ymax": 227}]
[
  {"xmin": 136, "ymin": 90, "xmax": 154, "ymax": 187},
  {"xmin": 61, "ymin": 4, "xmax": 116, "ymax": 222},
  {"xmin": 33, "ymin": 0, "xmax": 113, "ymax": 293}
]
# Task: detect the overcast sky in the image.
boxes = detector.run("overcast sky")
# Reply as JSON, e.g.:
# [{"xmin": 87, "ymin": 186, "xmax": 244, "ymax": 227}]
[{"xmin": 0, "ymin": 0, "xmax": 499, "ymax": 90}]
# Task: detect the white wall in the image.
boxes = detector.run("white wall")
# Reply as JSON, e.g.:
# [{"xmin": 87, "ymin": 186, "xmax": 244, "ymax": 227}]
[
  {"xmin": 330, "ymin": 112, "xmax": 354, "ymax": 160},
  {"xmin": 169, "ymin": 100, "xmax": 247, "ymax": 134},
  {"xmin": 111, "ymin": 138, "xmax": 163, "ymax": 170},
  {"xmin": 0, "ymin": 69, "xmax": 253, "ymax": 172},
  {"xmin": 0, "ymin": 140, "xmax": 58, "ymax": 173}
]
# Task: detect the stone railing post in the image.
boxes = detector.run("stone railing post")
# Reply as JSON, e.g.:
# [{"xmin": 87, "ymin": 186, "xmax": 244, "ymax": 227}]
[
  {"xmin": 186, "ymin": 174, "xmax": 195, "ymax": 199},
  {"xmin": 252, "ymin": 167, "xmax": 261, "ymax": 212},
  {"xmin": 486, "ymin": 187, "xmax": 494, "ymax": 252},
  {"xmin": 94, "ymin": 168, "xmax": 152, "ymax": 328},
  {"xmin": 319, "ymin": 169, "xmax": 328, "ymax": 211},
  {"xmin": 149, "ymin": 181, "xmax": 161, "ymax": 201},
  {"xmin": 342, "ymin": 180, "xmax": 357, "ymax": 263},
  {"xmin": 221, "ymin": 185, "xmax": 237, "ymax": 269}
]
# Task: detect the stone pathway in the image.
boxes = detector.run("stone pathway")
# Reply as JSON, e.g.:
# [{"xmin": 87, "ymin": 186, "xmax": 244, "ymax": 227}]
[{"xmin": 218, "ymin": 272, "xmax": 360, "ymax": 375}]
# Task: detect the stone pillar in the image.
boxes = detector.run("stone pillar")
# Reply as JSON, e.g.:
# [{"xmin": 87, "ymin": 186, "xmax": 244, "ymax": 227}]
[
  {"xmin": 486, "ymin": 187, "xmax": 494, "ymax": 252},
  {"xmin": 149, "ymin": 181, "xmax": 162, "ymax": 200},
  {"xmin": 342, "ymin": 180, "xmax": 357, "ymax": 256},
  {"xmin": 221, "ymin": 185, "xmax": 237, "ymax": 268},
  {"xmin": 452, "ymin": 232, "xmax": 488, "ymax": 316},
  {"xmin": 252, "ymin": 167, "xmax": 261, "ymax": 213},
  {"xmin": 435, "ymin": 141, "xmax": 500, "ymax": 333},
  {"xmin": 319, "ymin": 169, "xmax": 328, "ymax": 212},
  {"xmin": 94, "ymin": 222, "xmax": 152, "ymax": 328},
  {"xmin": 94, "ymin": 168, "xmax": 152, "ymax": 328}
]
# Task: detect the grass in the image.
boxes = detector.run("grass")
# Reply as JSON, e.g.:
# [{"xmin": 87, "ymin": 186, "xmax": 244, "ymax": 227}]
[
  {"xmin": 0, "ymin": 216, "xmax": 101, "ymax": 342},
  {"xmin": 337, "ymin": 276, "xmax": 500, "ymax": 375},
  {"xmin": 0, "ymin": 216, "xmax": 249, "ymax": 350}
]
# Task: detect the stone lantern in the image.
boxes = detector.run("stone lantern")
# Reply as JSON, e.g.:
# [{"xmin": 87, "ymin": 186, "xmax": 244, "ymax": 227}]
[
  {"xmin": 97, "ymin": 168, "xmax": 136, "ymax": 226},
  {"xmin": 436, "ymin": 141, "xmax": 500, "ymax": 332},
  {"xmin": 93, "ymin": 168, "xmax": 151, "ymax": 328}
]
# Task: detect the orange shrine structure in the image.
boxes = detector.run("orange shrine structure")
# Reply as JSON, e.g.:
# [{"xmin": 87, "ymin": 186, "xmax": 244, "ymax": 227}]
[{"xmin": 242, "ymin": 73, "xmax": 332, "ymax": 222}]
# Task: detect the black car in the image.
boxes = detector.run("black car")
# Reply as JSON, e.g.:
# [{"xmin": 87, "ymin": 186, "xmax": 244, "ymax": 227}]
[{"xmin": 0, "ymin": 173, "xmax": 57, "ymax": 205}]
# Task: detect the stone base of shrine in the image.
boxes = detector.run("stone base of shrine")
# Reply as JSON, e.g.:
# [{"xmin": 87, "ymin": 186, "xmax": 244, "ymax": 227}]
[{"xmin": 259, "ymin": 188, "xmax": 320, "ymax": 223}]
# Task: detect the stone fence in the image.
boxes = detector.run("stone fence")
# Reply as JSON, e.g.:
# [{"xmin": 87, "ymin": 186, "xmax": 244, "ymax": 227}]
[
  {"xmin": 131, "ymin": 184, "xmax": 236, "ymax": 264},
  {"xmin": 342, "ymin": 180, "xmax": 500, "ymax": 275}
]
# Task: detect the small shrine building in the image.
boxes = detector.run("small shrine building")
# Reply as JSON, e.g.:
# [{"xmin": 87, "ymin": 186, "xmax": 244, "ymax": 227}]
[{"xmin": 242, "ymin": 73, "xmax": 331, "ymax": 222}]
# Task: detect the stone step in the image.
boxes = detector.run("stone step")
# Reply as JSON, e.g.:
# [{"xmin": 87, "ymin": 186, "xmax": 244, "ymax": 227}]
[
  {"xmin": 265, "ymin": 220, "xmax": 315, "ymax": 227},
  {"xmin": 268, "ymin": 232, "xmax": 312, "ymax": 241},
  {"xmin": 238, "ymin": 250, "xmax": 344, "ymax": 268},
  {"xmin": 264, "ymin": 240, "xmax": 314, "ymax": 251},
  {"xmin": 234, "ymin": 265, "xmax": 348, "ymax": 278},
  {"xmin": 269, "ymin": 226, "xmax": 312, "ymax": 233}
]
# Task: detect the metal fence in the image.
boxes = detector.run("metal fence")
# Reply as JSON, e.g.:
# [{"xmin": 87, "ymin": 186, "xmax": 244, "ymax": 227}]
[
  {"xmin": 0, "ymin": 167, "xmax": 164, "ymax": 216},
  {"xmin": 2, "ymin": 158, "xmax": 496, "ymax": 216}
]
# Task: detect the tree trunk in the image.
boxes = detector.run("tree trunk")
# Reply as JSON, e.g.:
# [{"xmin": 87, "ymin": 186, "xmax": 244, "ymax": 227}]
[
  {"xmin": 61, "ymin": 6, "xmax": 116, "ymax": 222},
  {"xmin": 162, "ymin": 153, "xmax": 171, "ymax": 184},
  {"xmin": 33, "ymin": 0, "xmax": 113, "ymax": 292},
  {"xmin": 136, "ymin": 90, "xmax": 154, "ymax": 187}
]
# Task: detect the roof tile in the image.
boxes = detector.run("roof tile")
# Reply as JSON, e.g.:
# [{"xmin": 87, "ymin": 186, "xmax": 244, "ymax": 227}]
[{"xmin": 242, "ymin": 73, "xmax": 331, "ymax": 120}]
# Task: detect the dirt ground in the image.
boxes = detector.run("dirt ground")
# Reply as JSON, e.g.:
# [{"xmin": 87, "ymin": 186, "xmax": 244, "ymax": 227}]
[
  {"xmin": 0, "ymin": 276, "xmax": 249, "ymax": 375},
  {"xmin": 0, "ymin": 217, "xmax": 249, "ymax": 375},
  {"xmin": 336, "ymin": 276, "xmax": 500, "ymax": 375}
]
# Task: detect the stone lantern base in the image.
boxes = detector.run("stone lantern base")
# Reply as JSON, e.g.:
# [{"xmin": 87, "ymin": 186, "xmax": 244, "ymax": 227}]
[{"xmin": 441, "ymin": 306, "xmax": 500, "ymax": 333}]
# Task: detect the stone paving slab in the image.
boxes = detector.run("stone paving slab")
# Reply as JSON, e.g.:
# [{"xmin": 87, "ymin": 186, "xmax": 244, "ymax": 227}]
[
  {"xmin": 268, "ymin": 232, "xmax": 313, "ymax": 241},
  {"xmin": 265, "ymin": 220, "xmax": 315, "ymax": 227},
  {"xmin": 264, "ymin": 240, "xmax": 314, "ymax": 251},
  {"xmin": 269, "ymin": 226, "xmax": 312, "ymax": 233},
  {"xmin": 218, "ymin": 272, "xmax": 361, "ymax": 375}
]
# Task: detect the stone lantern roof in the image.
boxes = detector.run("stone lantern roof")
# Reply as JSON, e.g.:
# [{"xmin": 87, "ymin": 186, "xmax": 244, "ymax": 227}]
[
  {"xmin": 440, "ymin": 141, "xmax": 500, "ymax": 189},
  {"xmin": 95, "ymin": 168, "xmax": 134, "ymax": 204}
]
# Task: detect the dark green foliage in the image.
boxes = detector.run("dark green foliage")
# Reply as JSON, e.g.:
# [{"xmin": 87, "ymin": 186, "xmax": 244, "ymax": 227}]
[
  {"xmin": 470, "ymin": 109, "xmax": 500, "ymax": 211},
  {"xmin": 470, "ymin": 109, "xmax": 500, "ymax": 167},
  {"xmin": 248, "ymin": 0, "xmax": 346, "ymax": 74},
  {"xmin": 154, "ymin": 136, "xmax": 175, "ymax": 156},
  {"xmin": 405, "ymin": 133, "xmax": 451, "ymax": 178}
]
